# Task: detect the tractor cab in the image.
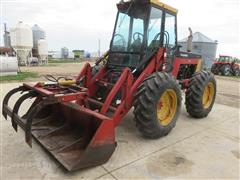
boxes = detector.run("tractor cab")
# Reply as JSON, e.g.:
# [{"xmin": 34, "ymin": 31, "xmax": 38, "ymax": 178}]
[
  {"xmin": 108, "ymin": 0, "xmax": 178, "ymax": 70},
  {"xmin": 218, "ymin": 55, "xmax": 233, "ymax": 63}
]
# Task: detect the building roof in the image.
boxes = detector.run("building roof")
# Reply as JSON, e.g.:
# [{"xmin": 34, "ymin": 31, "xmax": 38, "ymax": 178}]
[
  {"xmin": 72, "ymin": 50, "xmax": 84, "ymax": 52},
  {"xmin": 179, "ymin": 32, "xmax": 217, "ymax": 43}
]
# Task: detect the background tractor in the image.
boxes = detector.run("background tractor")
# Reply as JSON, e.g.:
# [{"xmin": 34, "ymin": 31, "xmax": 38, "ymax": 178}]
[
  {"xmin": 2, "ymin": 0, "xmax": 217, "ymax": 171},
  {"xmin": 211, "ymin": 55, "xmax": 240, "ymax": 76}
]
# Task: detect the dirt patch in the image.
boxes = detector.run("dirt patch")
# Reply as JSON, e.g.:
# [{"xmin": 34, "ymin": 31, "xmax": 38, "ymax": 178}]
[
  {"xmin": 146, "ymin": 151, "xmax": 194, "ymax": 177},
  {"xmin": 21, "ymin": 62, "xmax": 85, "ymax": 77},
  {"xmin": 231, "ymin": 150, "xmax": 240, "ymax": 159}
]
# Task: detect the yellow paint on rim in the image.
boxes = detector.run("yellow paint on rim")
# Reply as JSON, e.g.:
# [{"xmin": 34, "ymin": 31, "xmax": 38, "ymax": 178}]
[
  {"xmin": 202, "ymin": 82, "xmax": 215, "ymax": 109},
  {"xmin": 157, "ymin": 89, "xmax": 177, "ymax": 126},
  {"xmin": 150, "ymin": 0, "xmax": 178, "ymax": 14}
]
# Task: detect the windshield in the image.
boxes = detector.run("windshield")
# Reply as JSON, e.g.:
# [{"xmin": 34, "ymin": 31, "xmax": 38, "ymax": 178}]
[
  {"xmin": 219, "ymin": 56, "xmax": 233, "ymax": 62},
  {"xmin": 111, "ymin": 9, "xmax": 147, "ymax": 53}
]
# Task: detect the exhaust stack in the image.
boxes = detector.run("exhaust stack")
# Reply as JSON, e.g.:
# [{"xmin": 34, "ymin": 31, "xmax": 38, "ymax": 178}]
[{"xmin": 187, "ymin": 27, "xmax": 193, "ymax": 52}]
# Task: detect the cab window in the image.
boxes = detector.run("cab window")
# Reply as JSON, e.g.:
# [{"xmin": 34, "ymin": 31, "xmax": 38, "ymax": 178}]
[
  {"xmin": 147, "ymin": 7, "xmax": 163, "ymax": 47},
  {"xmin": 165, "ymin": 13, "xmax": 176, "ymax": 48}
]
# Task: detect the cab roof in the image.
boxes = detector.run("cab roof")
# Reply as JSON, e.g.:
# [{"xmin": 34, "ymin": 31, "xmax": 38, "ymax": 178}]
[
  {"xmin": 150, "ymin": 0, "xmax": 178, "ymax": 14},
  {"xmin": 117, "ymin": 0, "xmax": 178, "ymax": 14}
]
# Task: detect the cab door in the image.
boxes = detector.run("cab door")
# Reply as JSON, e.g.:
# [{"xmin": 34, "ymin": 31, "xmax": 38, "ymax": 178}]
[{"xmin": 164, "ymin": 11, "xmax": 177, "ymax": 72}]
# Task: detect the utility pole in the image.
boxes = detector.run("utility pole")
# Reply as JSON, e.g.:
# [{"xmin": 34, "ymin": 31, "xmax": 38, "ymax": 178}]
[
  {"xmin": 4, "ymin": 23, "xmax": 7, "ymax": 47},
  {"xmin": 3, "ymin": 23, "xmax": 11, "ymax": 47},
  {"xmin": 98, "ymin": 39, "xmax": 101, "ymax": 57}
]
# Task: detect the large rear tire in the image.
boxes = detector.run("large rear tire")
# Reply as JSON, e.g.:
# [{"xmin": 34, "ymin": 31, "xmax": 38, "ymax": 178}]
[
  {"xmin": 185, "ymin": 71, "xmax": 216, "ymax": 118},
  {"xmin": 133, "ymin": 72, "xmax": 182, "ymax": 139}
]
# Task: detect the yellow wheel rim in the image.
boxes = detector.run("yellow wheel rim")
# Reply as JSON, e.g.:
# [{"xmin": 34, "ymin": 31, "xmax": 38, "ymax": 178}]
[
  {"xmin": 157, "ymin": 89, "xmax": 177, "ymax": 126},
  {"xmin": 202, "ymin": 82, "xmax": 215, "ymax": 109}
]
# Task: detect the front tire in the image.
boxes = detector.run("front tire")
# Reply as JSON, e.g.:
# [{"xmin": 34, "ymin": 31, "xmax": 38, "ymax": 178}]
[
  {"xmin": 185, "ymin": 71, "xmax": 216, "ymax": 118},
  {"xmin": 133, "ymin": 72, "xmax": 182, "ymax": 139},
  {"xmin": 220, "ymin": 64, "xmax": 232, "ymax": 76}
]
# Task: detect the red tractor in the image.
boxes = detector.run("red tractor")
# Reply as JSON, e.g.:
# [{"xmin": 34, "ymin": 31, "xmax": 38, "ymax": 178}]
[
  {"xmin": 211, "ymin": 55, "xmax": 240, "ymax": 76},
  {"xmin": 2, "ymin": 0, "xmax": 216, "ymax": 171}
]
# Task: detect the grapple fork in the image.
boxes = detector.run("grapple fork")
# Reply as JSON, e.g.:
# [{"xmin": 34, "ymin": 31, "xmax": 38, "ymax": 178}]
[{"xmin": 2, "ymin": 83, "xmax": 116, "ymax": 171}]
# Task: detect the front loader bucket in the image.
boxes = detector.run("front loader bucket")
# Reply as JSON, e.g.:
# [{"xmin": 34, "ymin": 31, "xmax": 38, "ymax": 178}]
[
  {"xmin": 2, "ymin": 88, "xmax": 116, "ymax": 171},
  {"xmin": 31, "ymin": 103, "xmax": 116, "ymax": 171}
]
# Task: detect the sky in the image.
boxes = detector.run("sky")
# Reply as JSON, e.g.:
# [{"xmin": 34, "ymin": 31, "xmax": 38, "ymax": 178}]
[{"xmin": 0, "ymin": 0, "xmax": 239, "ymax": 57}]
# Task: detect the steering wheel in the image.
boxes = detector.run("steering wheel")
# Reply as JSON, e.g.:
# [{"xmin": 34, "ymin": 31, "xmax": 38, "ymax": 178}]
[
  {"xmin": 133, "ymin": 32, "xmax": 144, "ymax": 41},
  {"xmin": 113, "ymin": 34, "xmax": 126, "ymax": 47}
]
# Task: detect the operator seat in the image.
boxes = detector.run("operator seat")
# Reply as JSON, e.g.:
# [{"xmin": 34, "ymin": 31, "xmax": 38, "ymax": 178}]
[{"xmin": 129, "ymin": 37, "xmax": 142, "ymax": 53}]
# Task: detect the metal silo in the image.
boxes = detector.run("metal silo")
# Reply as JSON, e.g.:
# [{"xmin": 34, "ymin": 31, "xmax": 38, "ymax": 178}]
[
  {"xmin": 61, "ymin": 47, "xmax": 69, "ymax": 59},
  {"xmin": 32, "ymin": 24, "xmax": 45, "ymax": 57},
  {"xmin": 10, "ymin": 21, "xmax": 33, "ymax": 65},
  {"xmin": 178, "ymin": 32, "xmax": 218, "ymax": 69},
  {"xmin": 38, "ymin": 39, "xmax": 48, "ymax": 64}
]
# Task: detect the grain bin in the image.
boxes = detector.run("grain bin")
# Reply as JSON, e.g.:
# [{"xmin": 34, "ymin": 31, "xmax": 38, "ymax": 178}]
[
  {"xmin": 61, "ymin": 47, "xmax": 69, "ymax": 59},
  {"xmin": 10, "ymin": 21, "xmax": 33, "ymax": 66},
  {"xmin": 32, "ymin": 24, "xmax": 45, "ymax": 48},
  {"xmin": 178, "ymin": 32, "xmax": 218, "ymax": 69},
  {"xmin": 38, "ymin": 39, "xmax": 48, "ymax": 64}
]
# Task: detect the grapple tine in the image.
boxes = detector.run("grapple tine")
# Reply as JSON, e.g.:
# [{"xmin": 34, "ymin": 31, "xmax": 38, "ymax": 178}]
[
  {"xmin": 25, "ymin": 100, "xmax": 58, "ymax": 147},
  {"xmin": 2, "ymin": 86, "xmax": 28, "ymax": 119},
  {"xmin": 23, "ymin": 96, "xmax": 42, "ymax": 119},
  {"xmin": 11, "ymin": 91, "xmax": 38, "ymax": 132}
]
